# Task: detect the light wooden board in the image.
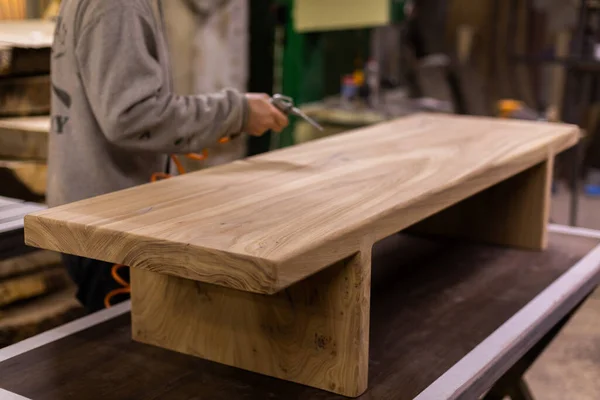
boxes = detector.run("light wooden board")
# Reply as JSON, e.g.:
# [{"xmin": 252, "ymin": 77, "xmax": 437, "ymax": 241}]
[
  {"xmin": 0, "ymin": 20, "xmax": 54, "ymax": 48},
  {"xmin": 132, "ymin": 249, "xmax": 371, "ymax": 397},
  {"xmin": 0, "ymin": 0, "xmax": 26, "ymax": 21},
  {"xmin": 25, "ymin": 114, "xmax": 579, "ymax": 294},
  {"xmin": 0, "ymin": 116, "xmax": 49, "ymax": 159}
]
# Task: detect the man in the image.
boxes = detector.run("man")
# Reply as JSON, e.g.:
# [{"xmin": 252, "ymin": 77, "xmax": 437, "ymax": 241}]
[{"xmin": 49, "ymin": 0, "xmax": 288, "ymax": 313}]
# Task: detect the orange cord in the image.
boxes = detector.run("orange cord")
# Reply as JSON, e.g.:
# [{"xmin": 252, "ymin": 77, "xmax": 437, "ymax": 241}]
[
  {"xmin": 105, "ymin": 142, "xmax": 226, "ymax": 307},
  {"xmin": 150, "ymin": 150, "xmax": 210, "ymax": 182},
  {"xmin": 103, "ymin": 264, "xmax": 131, "ymax": 309}
]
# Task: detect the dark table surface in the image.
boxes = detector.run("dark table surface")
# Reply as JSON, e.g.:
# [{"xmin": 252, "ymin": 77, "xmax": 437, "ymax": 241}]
[{"xmin": 0, "ymin": 231, "xmax": 598, "ymax": 400}]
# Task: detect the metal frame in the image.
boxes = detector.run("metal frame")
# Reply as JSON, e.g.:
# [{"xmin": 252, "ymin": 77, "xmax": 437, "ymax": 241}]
[
  {"xmin": 1, "ymin": 225, "xmax": 600, "ymax": 400},
  {"xmin": 0, "ymin": 389, "xmax": 29, "ymax": 400},
  {"xmin": 481, "ymin": 301, "xmax": 587, "ymax": 400},
  {"xmin": 414, "ymin": 224, "xmax": 600, "ymax": 399}
]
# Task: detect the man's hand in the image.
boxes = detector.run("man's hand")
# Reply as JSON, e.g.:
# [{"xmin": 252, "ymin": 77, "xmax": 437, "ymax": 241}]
[{"xmin": 244, "ymin": 93, "xmax": 289, "ymax": 136}]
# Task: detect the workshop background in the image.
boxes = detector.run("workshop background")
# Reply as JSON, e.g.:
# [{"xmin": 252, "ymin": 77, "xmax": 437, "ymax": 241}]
[{"xmin": 0, "ymin": 0, "xmax": 599, "ymax": 399}]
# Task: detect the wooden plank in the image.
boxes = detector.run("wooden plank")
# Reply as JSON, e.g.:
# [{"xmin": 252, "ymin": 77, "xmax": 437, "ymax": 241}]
[
  {"xmin": 0, "ymin": 287, "xmax": 83, "ymax": 348},
  {"xmin": 0, "ymin": 231, "xmax": 597, "ymax": 399},
  {"xmin": 132, "ymin": 248, "xmax": 371, "ymax": 397},
  {"xmin": 0, "ymin": 266, "xmax": 69, "ymax": 308},
  {"xmin": 25, "ymin": 115, "xmax": 579, "ymax": 294},
  {"xmin": 0, "ymin": 250, "xmax": 61, "ymax": 280},
  {"xmin": 0, "ymin": 0, "xmax": 26, "ymax": 20},
  {"xmin": 0, "ymin": 160, "xmax": 46, "ymax": 201},
  {"xmin": 0, "ymin": 75, "xmax": 49, "ymax": 117},
  {"xmin": 0, "ymin": 47, "xmax": 50, "ymax": 77},
  {"xmin": 410, "ymin": 157, "xmax": 553, "ymax": 249},
  {"xmin": 0, "ymin": 20, "xmax": 54, "ymax": 48},
  {"xmin": 0, "ymin": 116, "xmax": 49, "ymax": 160}
]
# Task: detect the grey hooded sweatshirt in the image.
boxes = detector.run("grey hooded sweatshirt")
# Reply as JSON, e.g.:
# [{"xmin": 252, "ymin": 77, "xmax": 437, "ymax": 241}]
[{"xmin": 47, "ymin": 0, "xmax": 248, "ymax": 207}]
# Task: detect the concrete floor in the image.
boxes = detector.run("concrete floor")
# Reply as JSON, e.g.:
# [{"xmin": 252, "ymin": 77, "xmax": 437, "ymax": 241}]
[{"xmin": 525, "ymin": 187, "xmax": 600, "ymax": 399}]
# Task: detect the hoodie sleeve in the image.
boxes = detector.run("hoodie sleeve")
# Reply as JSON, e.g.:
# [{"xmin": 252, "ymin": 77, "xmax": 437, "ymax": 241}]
[{"xmin": 74, "ymin": 5, "xmax": 247, "ymax": 154}]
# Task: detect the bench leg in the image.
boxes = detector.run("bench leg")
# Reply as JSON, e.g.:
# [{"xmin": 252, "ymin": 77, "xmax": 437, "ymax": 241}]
[
  {"xmin": 409, "ymin": 158, "xmax": 553, "ymax": 250},
  {"xmin": 131, "ymin": 249, "xmax": 371, "ymax": 397}
]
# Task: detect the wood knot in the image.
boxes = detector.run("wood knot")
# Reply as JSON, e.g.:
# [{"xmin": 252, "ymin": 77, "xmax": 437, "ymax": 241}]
[{"xmin": 314, "ymin": 333, "xmax": 332, "ymax": 350}]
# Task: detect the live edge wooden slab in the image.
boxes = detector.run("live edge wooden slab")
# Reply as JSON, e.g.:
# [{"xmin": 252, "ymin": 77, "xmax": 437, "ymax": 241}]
[{"xmin": 23, "ymin": 114, "xmax": 579, "ymax": 397}]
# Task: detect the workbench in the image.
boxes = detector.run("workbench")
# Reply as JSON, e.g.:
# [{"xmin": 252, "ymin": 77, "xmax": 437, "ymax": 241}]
[{"xmin": 0, "ymin": 225, "xmax": 599, "ymax": 399}]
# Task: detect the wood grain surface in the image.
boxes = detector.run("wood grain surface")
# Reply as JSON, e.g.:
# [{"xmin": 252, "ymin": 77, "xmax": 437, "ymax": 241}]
[
  {"xmin": 0, "ymin": 0, "xmax": 26, "ymax": 20},
  {"xmin": 132, "ymin": 249, "xmax": 371, "ymax": 397},
  {"xmin": 25, "ymin": 115, "xmax": 579, "ymax": 294},
  {"xmin": 411, "ymin": 158, "xmax": 553, "ymax": 249},
  {"xmin": 25, "ymin": 114, "xmax": 579, "ymax": 293},
  {"xmin": 0, "ymin": 116, "xmax": 49, "ymax": 159},
  {"xmin": 0, "ymin": 232, "xmax": 597, "ymax": 399}
]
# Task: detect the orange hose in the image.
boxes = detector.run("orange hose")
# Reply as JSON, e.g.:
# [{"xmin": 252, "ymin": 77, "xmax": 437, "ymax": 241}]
[
  {"xmin": 185, "ymin": 149, "xmax": 209, "ymax": 161},
  {"xmin": 104, "ymin": 264, "xmax": 131, "ymax": 309}
]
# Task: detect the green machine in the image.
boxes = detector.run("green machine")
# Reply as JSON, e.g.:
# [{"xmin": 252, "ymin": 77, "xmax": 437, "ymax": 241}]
[{"xmin": 247, "ymin": 0, "xmax": 408, "ymax": 154}]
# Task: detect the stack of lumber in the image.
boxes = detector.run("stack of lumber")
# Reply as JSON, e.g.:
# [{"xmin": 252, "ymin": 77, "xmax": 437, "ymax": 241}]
[
  {"xmin": 0, "ymin": 20, "xmax": 53, "ymax": 201},
  {"xmin": 0, "ymin": 117, "xmax": 49, "ymax": 201},
  {"xmin": 0, "ymin": 20, "xmax": 53, "ymax": 116},
  {"xmin": 0, "ymin": 196, "xmax": 83, "ymax": 348}
]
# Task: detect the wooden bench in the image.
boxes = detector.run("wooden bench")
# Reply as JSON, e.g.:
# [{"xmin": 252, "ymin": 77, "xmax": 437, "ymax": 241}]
[{"xmin": 23, "ymin": 114, "xmax": 579, "ymax": 397}]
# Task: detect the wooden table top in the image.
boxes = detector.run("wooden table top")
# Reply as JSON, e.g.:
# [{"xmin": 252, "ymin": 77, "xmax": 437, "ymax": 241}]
[
  {"xmin": 24, "ymin": 114, "xmax": 579, "ymax": 294},
  {"xmin": 1, "ymin": 230, "xmax": 598, "ymax": 400}
]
